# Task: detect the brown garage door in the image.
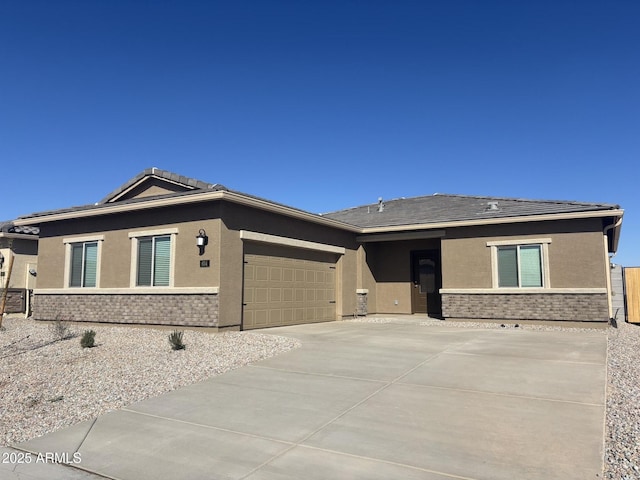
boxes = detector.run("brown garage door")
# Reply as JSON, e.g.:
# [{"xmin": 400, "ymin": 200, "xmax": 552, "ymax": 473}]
[{"xmin": 243, "ymin": 243, "xmax": 337, "ymax": 330}]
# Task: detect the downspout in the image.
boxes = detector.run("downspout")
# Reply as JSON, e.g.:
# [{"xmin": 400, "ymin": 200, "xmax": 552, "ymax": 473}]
[{"xmin": 603, "ymin": 217, "xmax": 623, "ymax": 320}]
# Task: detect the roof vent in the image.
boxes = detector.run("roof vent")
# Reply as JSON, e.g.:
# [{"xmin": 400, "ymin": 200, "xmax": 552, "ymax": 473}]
[
  {"xmin": 377, "ymin": 197, "xmax": 384, "ymax": 213},
  {"xmin": 487, "ymin": 202, "xmax": 499, "ymax": 211}
]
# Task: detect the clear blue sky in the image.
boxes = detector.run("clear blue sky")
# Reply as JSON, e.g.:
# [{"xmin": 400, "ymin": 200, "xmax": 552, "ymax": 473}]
[{"xmin": 1, "ymin": 1, "xmax": 638, "ymax": 265}]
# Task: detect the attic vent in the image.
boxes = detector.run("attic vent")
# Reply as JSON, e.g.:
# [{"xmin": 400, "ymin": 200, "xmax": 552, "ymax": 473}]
[
  {"xmin": 377, "ymin": 197, "xmax": 384, "ymax": 213},
  {"xmin": 487, "ymin": 202, "xmax": 499, "ymax": 211}
]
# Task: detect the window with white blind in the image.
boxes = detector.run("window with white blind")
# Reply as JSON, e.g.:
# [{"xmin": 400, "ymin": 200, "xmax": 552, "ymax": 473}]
[
  {"xmin": 497, "ymin": 245, "xmax": 542, "ymax": 287},
  {"xmin": 69, "ymin": 242, "xmax": 98, "ymax": 287},
  {"xmin": 488, "ymin": 238, "xmax": 551, "ymax": 289},
  {"xmin": 129, "ymin": 228, "xmax": 178, "ymax": 288},
  {"xmin": 137, "ymin": 235, "xmax": 171, "ymax": 286}
]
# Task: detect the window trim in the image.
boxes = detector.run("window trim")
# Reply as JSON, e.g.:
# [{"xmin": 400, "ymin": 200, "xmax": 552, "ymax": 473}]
[
  {"xmin": 129, "ymin": 228, "xmax": 178, "ymax": 288},
  {"xmin": 487, "ymin": 238, "xmax": 551, "ymax": 289},
  {"xmin": 63, "ymin": 235, "xmax": 104, "ymax": 288}
]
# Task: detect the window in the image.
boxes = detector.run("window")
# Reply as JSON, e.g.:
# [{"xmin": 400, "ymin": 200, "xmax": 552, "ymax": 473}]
[
  {"xmin": 70, "ymin": 242, "xmax": 98, "ymax": 287},
  {"xmin": 497, "ymin": 245, "xmax": 542, "ymax": 287},
  {"xmin": 488, "ymin": 238, "xmax": 551, "ymax": 289},
  {"xmin": 129, "ymin": 228, "xmax": 178, "ymax": 288},
  {"xmin": 63, "ymin": 235, "xmax": 104, "ymax": 288},
  {"xmin": 136, "ymin": 235, "xmax": 171, "ymax": 286}
]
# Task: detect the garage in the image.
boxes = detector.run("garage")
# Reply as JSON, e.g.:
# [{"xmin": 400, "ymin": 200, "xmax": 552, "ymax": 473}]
[{"xmin": 242, "ymin": 242, "xmax": 338, "ymax": 330}]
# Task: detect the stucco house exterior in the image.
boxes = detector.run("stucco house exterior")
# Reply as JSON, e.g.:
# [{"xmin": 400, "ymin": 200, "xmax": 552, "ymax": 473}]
[
  {"xmin": 0, "ymin": 221, "xmax": 39, "ymax": 315},
  {"xmin": 13, "ymin": 168, "xmax": 623, "ymax": 329}
]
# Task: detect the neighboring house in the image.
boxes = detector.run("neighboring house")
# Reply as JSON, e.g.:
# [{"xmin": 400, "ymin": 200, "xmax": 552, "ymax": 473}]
[
  {"xmin": 13, "ymin": 168, "xmax": 623, "ymax": 329},
  {"xmin": 0, "ymin": 221, "xmax": 39, "ymax": 315}
]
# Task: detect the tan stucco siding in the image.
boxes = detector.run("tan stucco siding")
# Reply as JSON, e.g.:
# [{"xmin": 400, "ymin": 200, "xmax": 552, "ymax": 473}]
[
  {"xmin": 441, "ymin": 236, "xmax": 490, "ymax": 289},
  {"xmin": 338, "ymin": 244, "xmax": 357, "ymax": 316},
  {"xmin": 34, "ymin": 200, "xmax": 361, "ymax": 328},
  {"xmin": 547, "ymin": 230, "xmax": 607, "ymax": 288},
  {"xmin": 217, "ymin": 214, "xmax": 244, "ymax": 328},
  {"xmin": 358, "ymin": 245, "xmax": 377, "ymax": 314},
  {"xmin": 0, "ymin": 238, "xmax": 38, "ymax": 290},
  {"xmin": 365, "ymin": 238, "xmax": 440, "ymax": 314},
  {"xmin": 35, "ymin": 203, "xmax": 224, "ymax": 290},
  {"xmin": 441, "ymin": 219, "xmax": 607, "ymax": 290},
  {"xmin": 372, "ymin": 244, "xmax": 412, "ymax": 314},
  {"xmin": 34, "ymin": 236, "xmax": 64, "ymax": 289}
]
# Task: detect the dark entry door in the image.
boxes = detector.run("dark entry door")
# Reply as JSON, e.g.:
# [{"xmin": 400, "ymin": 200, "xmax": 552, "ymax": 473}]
[{"xmin": 411, "ymin": 250, "xmax": 442, "ymax": 316}]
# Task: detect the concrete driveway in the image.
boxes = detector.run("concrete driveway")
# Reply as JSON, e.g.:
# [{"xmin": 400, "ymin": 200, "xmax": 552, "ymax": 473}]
[{"xmin": 7, "ymin": 319, "xmax": 606, "ymax": 480}]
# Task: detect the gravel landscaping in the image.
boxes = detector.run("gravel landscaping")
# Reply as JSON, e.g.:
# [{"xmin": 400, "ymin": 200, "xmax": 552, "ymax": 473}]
[
  {"xmin": 605, "ymin": 319, "xmax": 640, "ymax": 480},
  {"xmin": 1, "ymin": 315, "xmax": 639, "ymax": 478}
]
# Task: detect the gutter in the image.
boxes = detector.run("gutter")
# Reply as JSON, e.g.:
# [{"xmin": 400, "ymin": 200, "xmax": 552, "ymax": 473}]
[
  {"xmin": 12, "ymin": 189, "xmax": 624, "ymax": 239},
  {"xmin": 0, "ymin": 233, "xmax": 39, "ymax": 240},
  {"xmin": 13, "ymin": 190, "xmax": 360, "ymax": 233},
  {"xmin": 603, "ymin": 215, "xmax": 623, "ymax": 254},
  {"xmin": 358, "ymin": 209, "xmax": 625, "ymax": 235}
]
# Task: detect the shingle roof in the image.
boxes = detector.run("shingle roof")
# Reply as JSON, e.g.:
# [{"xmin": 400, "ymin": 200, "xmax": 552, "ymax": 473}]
[
  {"xmin": 15, "ymin": 168, "xmax": 621, "ymax": 232},
  {"xmin": 321, "ymin": 194, "xmax": 621, "ymax": 228}
]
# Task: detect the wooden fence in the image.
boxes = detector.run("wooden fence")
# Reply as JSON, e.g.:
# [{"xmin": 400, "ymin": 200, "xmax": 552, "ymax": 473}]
[{"xmin": 625, "ymin": 267, "xmax": 640, "ymax": 323}]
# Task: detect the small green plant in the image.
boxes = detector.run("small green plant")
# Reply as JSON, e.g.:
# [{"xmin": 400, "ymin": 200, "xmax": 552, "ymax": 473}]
[
  {"xmin": 168, "ymin": 330, "xmax": 185, "ymax": 350},
  {"xmin": 80, "ymin": 329, "xmax": 96, "ymax": 348},
  {"xmin": 49, "ymin": 319, "xmax": 73, "ymax": 341}
]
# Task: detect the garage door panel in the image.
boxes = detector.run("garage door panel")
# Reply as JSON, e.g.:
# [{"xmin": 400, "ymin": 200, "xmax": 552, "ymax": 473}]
[
  {"xmin": 244, "ymin": 289, "xmax": 254, "ymax": 303},
  {"xmin": 269, "ymin": 310, "xmax": 282, "ymax": 324},
  {"xmin": 254, "ymin": 310, "xmax": 268, "ymax": 327},
  {"xmin": 270, "ymin": 267, "xmax": 282, "ymax": 281},
  {"xmin": 245, "ymin": 265, "xmax": 255, "ymax": 281},
  {"xmin": 255, "ymin": 288, "xmax": 268, "ymax": 303},
  {"xmin": 283, "ymin": 288, "xmax": 294, "ymax": 302},
  {"xmin": 283, "ymin": 268, "xmax": 294, "ymax": 282},
  {"xmin": 256, "ymin": 266, "xmax": 269, "ymax": 281},
  {"xmin": 270, "ymin": 288, "xmax": 282, "ymax": 302},
  {"xmin": 243, "ymin": 244, "xmax": 337, "ymax": 330}
]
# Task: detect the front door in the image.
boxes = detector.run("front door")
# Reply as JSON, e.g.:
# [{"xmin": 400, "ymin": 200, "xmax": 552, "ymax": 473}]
[{"xmin": 411, "ymin": 250, "xmax": 442, "ymax": 316}]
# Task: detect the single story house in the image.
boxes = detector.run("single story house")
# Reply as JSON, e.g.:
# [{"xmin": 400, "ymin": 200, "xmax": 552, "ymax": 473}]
[
  {"xmin": 13, "ymin": 168, "xmax": 623, "ymax": 329},
  {"xmin": 0, "ymin": 221, "xmax": 39, "ymax": 315}
]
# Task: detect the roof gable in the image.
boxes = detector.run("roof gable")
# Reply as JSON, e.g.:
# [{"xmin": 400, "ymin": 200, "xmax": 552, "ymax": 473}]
[{"xmin": 100, "ymin": 168, "xmax": 224, "ymax": 204}]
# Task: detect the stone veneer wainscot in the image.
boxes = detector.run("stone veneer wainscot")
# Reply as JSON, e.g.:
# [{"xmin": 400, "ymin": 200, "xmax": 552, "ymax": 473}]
[
  {"xmin": 441, "ymin": 291, "xmax": 609, "ymax": 322},
  {"xmin": 33, "ymin": 290, "xmax": 219, "ymax": 328}
]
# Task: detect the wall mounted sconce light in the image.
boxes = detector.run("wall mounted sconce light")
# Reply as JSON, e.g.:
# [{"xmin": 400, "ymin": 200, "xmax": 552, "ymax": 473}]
[{"xmin": 196, "ymin": 229, "xmax": 208, "ymax": 255}]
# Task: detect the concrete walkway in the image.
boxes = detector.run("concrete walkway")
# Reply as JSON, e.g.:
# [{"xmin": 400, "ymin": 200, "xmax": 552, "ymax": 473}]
[{"xmin": 6, "ymin": 319, "xmax": 607, "ymax": 480}]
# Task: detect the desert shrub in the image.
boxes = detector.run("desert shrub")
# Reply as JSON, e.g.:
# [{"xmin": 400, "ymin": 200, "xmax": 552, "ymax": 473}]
[
  {"xmin": 80, "ymin": 329, "xmax": 96, "ymax": 348},
  {"xmin": 49, "ymin": 320, "xmax": 73, "ymax": 341},
  {"xmin": 168, "ymin": 330, "xmax": 185, "ymax": 350}
]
